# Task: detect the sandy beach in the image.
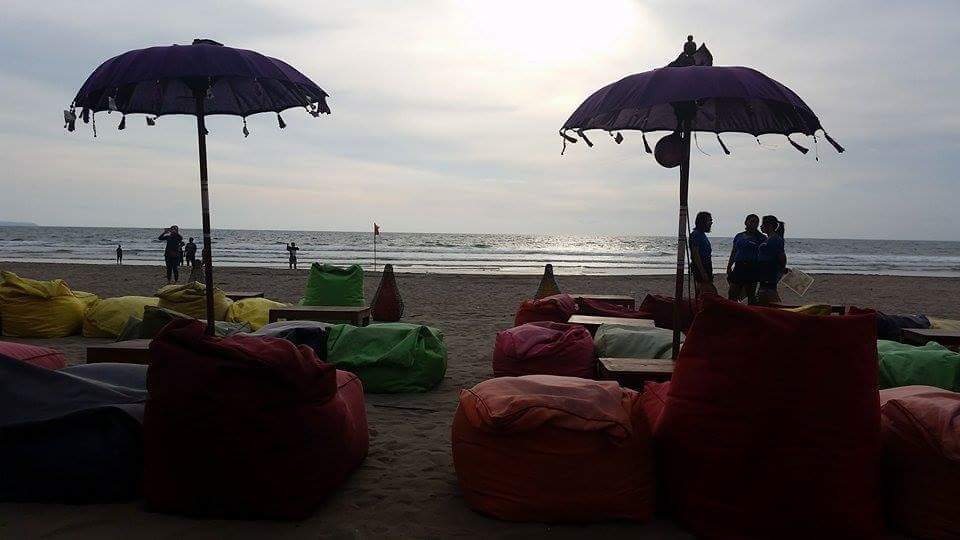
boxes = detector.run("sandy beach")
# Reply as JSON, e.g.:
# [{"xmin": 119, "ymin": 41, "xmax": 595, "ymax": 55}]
[{"xmin": 1, "ymin": 261, "xmax": 957, "ymax": 538}]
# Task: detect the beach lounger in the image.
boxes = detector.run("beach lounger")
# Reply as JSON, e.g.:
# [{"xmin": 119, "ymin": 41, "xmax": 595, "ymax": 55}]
[
  {"xmin": 567, "ymin": 314, "xmax": 655, "ymax": 335},
  {"xmin": 570, "ymin": 293, "xmax": 636, "ymax": 309},
  {"xmin": 268, "ymin": 305, "xmax": 371, "ymax": 326},
  {"xmin": 224, "ymin": 291, "xmax": 264, "ymax": 301},
  {"xmin": 597, "ymin": 358, "xmax": 674, "ymax": 390},
  {"xmin": 901, "ymin": 328, "xmax": 960, "ymax": 348},
  {"xmin": 86, "ymin": 339, "xmax": 152, "ymax": 365}
]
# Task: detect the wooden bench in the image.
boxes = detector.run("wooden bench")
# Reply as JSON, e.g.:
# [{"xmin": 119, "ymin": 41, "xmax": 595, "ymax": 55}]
[
  {"xmin": 598, "ymin": 358, "xmax": 674, "ymax": 390},
  {"xmin": 86, "ymin": 339, "xmax": 153, "ymax": 365},
  {"xmin": 902, "ymin": 328, "xmax": 960, "ymax": 348},
  {"xmin": 567, "ymin": 315, "xmax": 654, "ymax": 335},
  {"xmin": 225, "ymin": 291, "xmax": 265, "ymax": 301},
  {"xmin": 268, "ymin": 305, "xmax": 372, "ymax": 326},
  {"xmin": 570, "ymin": 293, "xmax": 636, "ymax": 309}
]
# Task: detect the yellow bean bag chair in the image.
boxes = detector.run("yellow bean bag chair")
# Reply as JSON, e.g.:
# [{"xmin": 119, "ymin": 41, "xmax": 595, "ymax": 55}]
[
  {"xmin": 779, "ymin": 304, "xmax": 834, "ymax": 316},
  {"xmin": 83, "ymin": 296, "xmax": 160, "ymax": 338},
  {"xmin": 0, "ymin": 271, "xmax": 98, "ymax": 338},
  {"xmin": 929, "ymin": 317, "xmax": 960, "ymax": 332},
  {"xmin": 155, "ymin": 282, "xmax": 232, "ymax": 321},
  {"xmin": 225, "ymin": 298, "xmax": 288, "ymax": 331}
]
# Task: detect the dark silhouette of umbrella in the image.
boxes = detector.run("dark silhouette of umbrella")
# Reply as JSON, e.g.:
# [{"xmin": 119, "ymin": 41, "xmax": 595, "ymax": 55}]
[
  {"xmin": 561, "ymin": 36, "xmax": 843, "ymax": 357},
  {"xmin": 65, "ymin": 38, "xmax": 329, "ymax": 333}
]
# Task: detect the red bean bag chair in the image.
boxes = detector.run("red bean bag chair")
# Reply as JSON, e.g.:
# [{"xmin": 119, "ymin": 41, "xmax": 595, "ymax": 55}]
[
  {"xmin": 655, "ymin": 295, "xmax": 883, "ymax": 539},
  {"xmin": 879, "ymin": 386, "xmax": 960, "ymax": 540},
  {"xmin": 452, "ymin": 375, "xmax": 655, "ymax": 523},
  {"xmin": 371, "ymin": 263, "xmax": 404, "ymax": 322},
  {"xmin": 0, "ymin": 341, "xmax": 67, "ymax": 370},
  {"xmin": 638, "ymin": 294, "xmax": 697, "ymax": 331},
  {"xmin": 641, "ymin": 381, "xmax": 670, "ymax": 431},
  {"xmin": 493, "ymin": 322, "xmax": 595, "ymax": 379},
  {"xmin": 513, "ymin": 293, "xmax": 577, "ymax": 326},
  {"xmin": 143, "ymin": 319, "xmax": 368, "ymax": 520},
  {"xmin": 576, "ymin": 297, "xmax": 652, "ymax": 319}
]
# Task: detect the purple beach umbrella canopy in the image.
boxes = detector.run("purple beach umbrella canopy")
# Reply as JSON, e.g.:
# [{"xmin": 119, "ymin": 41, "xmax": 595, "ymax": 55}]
[{"xmin": 65, "ymin": 39, "xmax": 330, "ymax": 333}]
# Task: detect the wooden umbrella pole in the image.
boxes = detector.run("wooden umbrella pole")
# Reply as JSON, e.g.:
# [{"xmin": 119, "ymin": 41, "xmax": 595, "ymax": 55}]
[
  {"xmin": 195, "ymin": 94, "xmax": 216, "ymax": 335},
  {"xmin": 672, "ymin": 119, "xmax": 693, "ymax": 359}
]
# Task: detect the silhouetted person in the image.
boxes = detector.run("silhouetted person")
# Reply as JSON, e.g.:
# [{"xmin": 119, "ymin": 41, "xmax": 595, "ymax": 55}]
[
  {"xmin": 116, "ymin": 244, "xmax": 123, "ymax": 265},
  {"xmin": 757, "ymin": 215, "xmax": 787, "ymax": 305},
  {"xmin": 727, "ymin": 214, "xmax": 766, "ymax": 304},
  {"xmin": 286, "ymin": 242, "xmax": 299, "ymax": 270},
  {"xmin": 159, "ymin": 225, "xmax": 183, "ymax": 283},
  {"xmin": 689, "ymin": 211, "xmax": 716, "ymax": 295},
  {"xmin": 185, "ymin": 237, "xmax": 198, "ymax": 267},
  {"xmin": 178, "ymin": 240, "xmax": 186, "ymax": 266}
]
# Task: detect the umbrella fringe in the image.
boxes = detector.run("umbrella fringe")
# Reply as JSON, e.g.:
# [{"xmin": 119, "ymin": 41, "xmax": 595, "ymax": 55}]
[
  {"xmin": 318, "ymin": 95, "xmax": 331, "ymax": 114},
  {"xmin": 118, "ymin": 115, "xmax": 126, "ymax": 130},
  {"xmin": 92, "ymin": 112, "xmax": 97, "ymax": 138},
  {"xmin": 642, "ymin": 132, "xmax": 652, "ymax": 153},
  {"xmin": 694, "ymin": 132, "xmax": 710, "ymax": 155},
  {"xmin": 277, "ymin": 113, "xmax": 286, "ymax": 129},
  {"xmin": 609, "ymin": 131, "xmax": 624, "ymax": 144},
  {"xmin": 576, "ymin": 129, "xmax": 594, "ymax": 147},
  {"xmin": 242, "ymin": 117, "xmax": 250, "ymax": 137},
  {"xmin": 146, "ymin": 116, "xmax": 156, "ymax": 126},
  {"xmin": 823, "ymin": 131, "xmax": 844, "ymax": 153},
  {"xmin": 716, "ymin": 134, "xmax": 731, "ymax": 155},
  {"xmin": 559, "ymin": 130, "xmax": 577, "ymax": 155},
  {"xmin": 81, "ymin": 108, "xmax": 90, "ymax": 124},
  {"xmin": 787, "ymin": 136, "xmax": 808, "ymax": 154},
  {"xmin": 813, "ymin": 134, "xmax": 820, "ymax": 162}
]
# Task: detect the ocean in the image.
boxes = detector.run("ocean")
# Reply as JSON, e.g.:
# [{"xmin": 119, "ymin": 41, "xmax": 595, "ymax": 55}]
[{"xmin": 1, "ymin": 226, "xmax": 959, "ymax": 277}]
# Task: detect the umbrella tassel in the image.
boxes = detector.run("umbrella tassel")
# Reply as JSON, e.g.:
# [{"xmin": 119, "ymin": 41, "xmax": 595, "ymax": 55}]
[
  {"xmin": 576, "ymin": 129, "xmax": 593, "ymax": 147},
  {"xmin": 146, "ymin": 116, "xmax": 156, "ymax": 126},
  {"xmin": 813, "ymin": 134, "xmax": 820, "ymax": 162},
  {"xmin": 118, "ymin": 115, "xmax": 126, "ymax": 130},
  {"xmin": 108, "ymin": 96, "xmax": 118, "ymax": 112},
  {"xmin": 92, "ymin": 112, "xmax": 97, "ymax": 138},
  {"xmin": 559, "ymin": 130, "xmax": 577, "ymax": 155},
  {"xmin": 277, "ymin": 113, "xmax": 286, "ymax": 129},
  {"xmin": 318, "ymin": 95, "xmax": 331, "ymax": 115},
  {"xmin": 823, "ymin": 131, "xmax": 845, "ymax": 153},
  {"xmin": 63, "ymin": 109, "xmax": 77, "ymax": 132},
  {"xmin": 642, "ymin": 132, "xmax": 652, "ymax": 153},
  {"xmin": 243, "ymin": 117, "xmax": 250, "ymax": 137},
  {"xmin": 610, "ymin": 131, "xmax": 624, "ymax": 144},
  {"xmin": 787, "ymin": 136, "xmax": 808, "ymax": 154},
  {"xmin": 716, "ymin": 134, "xmax": 731, "ymax": 155},
  {"xmin": 694, "ymin": 132, "xmax": 710, "ymax": 155}
]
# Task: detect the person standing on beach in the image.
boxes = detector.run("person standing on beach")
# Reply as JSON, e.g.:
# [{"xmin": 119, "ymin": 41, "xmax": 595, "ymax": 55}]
[
  {"xmin": 689, "ymin": 211, "xmax": 717, "ymax": 295},
  {"xmin": 185, "ymin": 237, "xmax": 198, "ymax": 267},
  {"xmin": 286, "ymin": 242, "xmax": 300, "ymax": 270},
  {"xmin": 116, "ymin": 244, "xmax": 123, "ymax": 265},
  {"xmin": 178, "ymin": 240, "xmax": 186, "ymax": 267},
  {"xmin": 726, "ymin": 214, "xmax": 765, "ymax": 304},
  {"xmin": 757, "ymin": 215, "xmax": 787, "ymax": 305},
  {"xmin": 159, "ymin": 225, "xmax": 183, "ymax": 283}
]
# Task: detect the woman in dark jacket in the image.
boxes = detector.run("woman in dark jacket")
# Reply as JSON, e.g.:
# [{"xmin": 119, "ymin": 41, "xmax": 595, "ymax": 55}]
[{"xmin": 158, "ymin": 225, "xmax": 183, "ymax": 283}]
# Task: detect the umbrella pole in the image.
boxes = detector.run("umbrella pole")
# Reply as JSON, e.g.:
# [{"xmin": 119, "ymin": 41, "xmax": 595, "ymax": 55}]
[
  {"xmin": 195, "ymin": 94, "xmax": 216, "ymax": 335},
  {"xmin": 672, "ymin": 121, "xmax": 693, "ymax": 359}
]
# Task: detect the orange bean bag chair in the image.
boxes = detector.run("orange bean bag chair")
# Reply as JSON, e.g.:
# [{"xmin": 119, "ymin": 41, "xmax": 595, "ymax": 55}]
[
  {"xmin": 513, "ymin": 293, "xmax": 577, "ymax": 326},
  {"xmin": 452, "ymin": 375, "xmax": 655, "ymax": 523},
  {"xmin": 879, "ymin": 386, "xmax": 960, "ymax": 540},
  {"xmin": 0, "ymin": 341, "xmax": 67, "ymax": 370},
  {"xmin": 492, "ymin": 322, "xmax": 595, "ymax": 379}
]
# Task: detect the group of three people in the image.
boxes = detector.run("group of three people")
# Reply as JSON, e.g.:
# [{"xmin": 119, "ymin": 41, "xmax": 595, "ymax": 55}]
[{"xmin": 688, "ymin": 211, "xmax": 787, "ymax": 305}]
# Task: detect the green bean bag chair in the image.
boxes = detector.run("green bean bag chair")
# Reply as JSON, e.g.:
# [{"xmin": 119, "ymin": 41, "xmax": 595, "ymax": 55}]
[
  {"xmin": 326, "ymin": 323, "xmax": 446, "ymax": 393},
  {"xmin": 878, "ymin": 340, "xmax": 960, "ymax": 391},
  {"xmin": 302, "ymin": 263, "xmax": 364, "ymax": 307}
]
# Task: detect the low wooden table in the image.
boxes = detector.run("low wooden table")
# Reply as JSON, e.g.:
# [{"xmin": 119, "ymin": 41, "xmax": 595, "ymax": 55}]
[
  {"xmin": 598, "ymin": 358, "xmax": 674, "ymax": 390},
  {"xmin": 570, "ymin": 293, "xmax": 635, "ymax": 309},
  {"xmin": 902, "ymin": 328, "xmax": 960, "ymax": 348},
  {"xmin": 268, "ymin": 305, "xmax": 372, "ymax": 326},
  {"xmin": 86, "ymin": 339, "xmax": 153, "ymax": 365},
  {"xmin": 567, "ymin": 315, "xmax": 654, "ymax": 335},
  {"xmin": 225, "ymin": 291, "xmax": 265, "ymax": 301}
]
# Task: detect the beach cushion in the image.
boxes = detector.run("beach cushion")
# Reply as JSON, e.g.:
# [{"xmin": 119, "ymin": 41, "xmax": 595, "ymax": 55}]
[
  {"xmin": 136, "ymin": 305, "xmax": 249, "ymax": 339},
  {"xmin": 0, "ymin": 271, "xmax": 94, "ymax": 338},
  {"xmin": 641, "ymin": 381, "xmax": 670, "ymax": 431},
  {"xmin": 0, "ymin": 341, "xmax": 67, "ymax": 370},
  {"xmin": 638, "ymin": 294, "xmax": 696, "ymax": 331},
  {"xmin": 251, "ymin": 320, "xmax": 331, "ymax": 361},
  {"xmin": 879, "ymin": 386, "xmax": 960, "ymax": 539},
  {"xmin": 849, "ymin": 307, "xmax": 931, "ymax": 341},
  {"xmin": 576, "ymin": 297, "xmax": 651, "ymax": 319},
  {"xmin": 929, "ymin": 317, "xmax": 960, "ymax": 332},
  {"xmin": 225, "ymin": 297, "xmax": 287, "ymax": 331},
  {"xmin": 452, "ymin": 375, "xmax": 655, "ymax": 522},
  {"xmin": 778, "ymin": 303, "xmax": 833, "ymax": 315},
  {"xmin": 513, "ymin": 293, "xmax": 577, "ymax": 326},
  {"xmin": 492, "ymin": 322, "xmax": 595, "ymax": 379},
  {"xmin": 326, "ymin": 323, "xmax": 447, "ymax": 393},
  {"xmin": 595, "ymin": 324, "xmax": 676, "ymax": 360},
  {"xmin": 143, "ymin": 319, "xmax": 368, "ymax": 519},
  {"xmin": 655, "ymin": 295, "xmax": 883, "ymax": 538},
  {"xmin": 371, "ymin": 264, "xmax": 404, "ymax": 322},
  {"xmin": 878, "ymin": 340, "xmax": 960, "ymax": 391},
  {"xmin": 0, "ymin": 357, "xmax": 146, "ymax": 503},
  {"xmin": 155, "ymin": 281, "xmax": 232, "ymax": 321},
  {"xmin": 302, "ymin": 263, "xmax": 365, "ymax": 307},
  {"xmin": 82, "ymin": 296, "xmax": 160, "ymax": 338}
]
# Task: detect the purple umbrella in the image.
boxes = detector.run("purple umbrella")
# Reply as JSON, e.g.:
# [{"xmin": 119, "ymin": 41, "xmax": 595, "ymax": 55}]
[
  {"xmin": 561, "ymin": 36, "xmax": 843, "ymax": 357},
  {"xmin": 65, "ymin": 39, "xmax": 329, "ymax": 333}
]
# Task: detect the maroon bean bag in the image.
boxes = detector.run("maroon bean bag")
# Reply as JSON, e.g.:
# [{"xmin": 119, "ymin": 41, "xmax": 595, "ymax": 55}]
[
  {"xmin": 371, "ymin": 263, "xmax": 404, "ymax": 322},
  {"xmin": 655, "ymin": 295, "xmax": 883, "ymax": 539},
  {"xmin": 576, "ymin": 297, "xmax": 652, "ymax": 320},
  {"xmin": 879, "ymin": 386, "xmax": 960, "ymax": 540},
  {"xmin": 143, "ymin": 319, "xmax": 368, "ymax": 520},
  {"xmin": 493, "ymin": 322, "xmax": 595, "ymax": 379},
  {"xmin": 641, "ymin": 381, "xmax": 670, "ymax": 431},
  {"xmin": 638, "ymin": 294, "xmax": 697, "ymax": 331},
  {"xmin": 513, "ymin": 293, "xmax": 577, "ymax": 326},
  {"xmin": 0, "ymin": 341, "xmax": 67, "ymax": 370}
]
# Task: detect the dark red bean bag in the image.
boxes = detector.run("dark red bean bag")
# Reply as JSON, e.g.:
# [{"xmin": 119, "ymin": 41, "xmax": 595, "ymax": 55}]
[
  {"xmin": 0, "ymin": 341, "xmax": 67, "ymax": 370},
  {"xmin": 638, "ymin": 294, "xmax": 697, "ymax": 331},
  {"xmin": 371, "ymin": 263, "xmax": 404, "ymax": 322},
  {"xmin": 493, "ymin": 322, "xmax": 595, "ymax": 379},
  {"xmin": 879, "ymin": 386, "xmax": 960, "ymax": 540},
  {"xmin": 143, "ymin": 319, "xmax": 368, "ymax": 520},
  {"xmin": 576, "ymin": 297, "xmax": 652, "ymax": 320},
  {"xmin": 452, "ymin": 375, "xmax": 655, "ymax": 523},
  {"xmin": 655, "ymin": 295, "xmax": 883, "ymax": 539},
  {"xmin": 513, "ymin": 293, "xmax": 577, "ymax": 326},
  {"xmin": 641, "ymin": 381, "xmax": 670, "ymax": 432}
]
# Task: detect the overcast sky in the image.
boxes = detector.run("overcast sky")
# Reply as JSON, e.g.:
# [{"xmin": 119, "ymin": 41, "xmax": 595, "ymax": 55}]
[{"xmin": 0, "ymin": 1, "xmax": 957, "ymax": 239}]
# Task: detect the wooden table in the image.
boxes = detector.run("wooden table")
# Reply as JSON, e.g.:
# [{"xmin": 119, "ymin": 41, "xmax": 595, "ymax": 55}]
[
  {"xmin": 902, "ymin": 328, "xmax": 960, "ymax": 348},
  {"xmin": 567, "ymin": 315, "xmax": 654, "ymax": 335},
  {"xmin": 86, "ymin": 339, "xmax": 153, "ymax": 365},
  {"xmin": 268, "ymin": 305, "xmax": 372, "ymax": 326},
  {"xmin": 570, "ymin": 293, "xmax": 635, "ymax": 309},
  {"xmin": 225, "ymin": 291, "xmax": 265, "ymax": 301},
  {"xmin": 598, "ymin": 358, "xmax": 674, "ymax": 390}
]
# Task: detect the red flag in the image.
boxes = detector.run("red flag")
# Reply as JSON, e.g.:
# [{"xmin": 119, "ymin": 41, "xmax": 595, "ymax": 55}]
[{"xmin": 374, "ymin": 223, "xmax": 380, "ymax": 236}]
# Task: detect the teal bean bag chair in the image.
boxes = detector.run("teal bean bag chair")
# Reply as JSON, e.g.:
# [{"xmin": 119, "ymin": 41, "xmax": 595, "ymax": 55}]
[
  {"xmin": 326, "ymin": 323, "xmax": 446, "ymax": 393},
  {"xmin": 878, "ymin": 340, "xmax": 960, "ymax": 391},
  {"xmin": 594, "ymin": 324, "xmax": 677, "ymax": 359}
]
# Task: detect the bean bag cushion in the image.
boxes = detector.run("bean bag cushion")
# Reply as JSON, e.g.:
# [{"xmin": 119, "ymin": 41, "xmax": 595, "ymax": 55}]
[
  {"xmin": 492, "ymin": 322, "xmax": 595, "ymax": 379},
  {"xmin": 778, "ymin": 304, "xmax": 834, "ymax": 315},
  {"xmin": 638, "ymin": 294, "xmax": 696, "ymax": 331},
  {"xmin": 849, "ymin": 307, "xmax": 931, "ymax": 341},
  {"xmin": 251, "ymin": 320, "xmax": 331, "ymax": 361},
  {"xmin": 879, "ymin": 386, "xmax": 960, "ymax": 540},
  {"xmin": 0, "ymin": 341, "xmax": 67, "ymax": 370},
  {"xmin": 929, "ymin": 317, "xmax": 960, "ymax": 332},
  {"xmin": 0, "ymin": 271, "xmax": 95, "ymax": 338},
  {"xmin": 452, "ymin": 375, "xmax": 655, "ymax": 522},
  {"xmin": 371, "ymin": 263, "xmax": 404, "ymax": 322},
  {"xmin": 878, "ymin": 340, "xmax": 960, "ymax": 391},
  {"xmin": 155, "ymin": 281, "xmax": 232, "ymax": 321},
  {"xmin": 594, "ymin": 324, "xmax": 676, "ymax": 360},
  {"xmin": 576, "ymin": 297, "xmax": 651, "ymax": 319},
  {"xmin": 326, "ymin": 323, "xmax": 447, "ymax": 393},
  {"xmin": 641, "ymin": 381, "xmax": 670, "ymax": 431},
  {"xmin": 136, "ymin": 305, "xmax": 250, "ymax": 339},
  {"xmin": 655, "ymin": 295, "xmax": 883, "ymax": 539},
  {"xmin": 302, "ymin": 263, "xmax": 364, "ymax": 307},
  {"xmin": 0, "ymin": 356, "xmax": 146, "ymax": 503},
  {"xmin": 513, "ymin": 293, "xmax": 577, "ymax": 326},
  {"xmin": 83, "ymin": 296, "xmax": 160, "ymax": 338},
  {"xmin": 143, "ymin": 319, "xmax": 368, "ymax": 519},
  {"xmin": 225, "ymin": 297, "xmax": 287, "ymax": 331}
]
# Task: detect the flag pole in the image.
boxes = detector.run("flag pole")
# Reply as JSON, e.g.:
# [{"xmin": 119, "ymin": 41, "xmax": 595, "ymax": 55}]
[{"xmin": 373, "ymin": 223, "xmax": 378, "ymax": 272}]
